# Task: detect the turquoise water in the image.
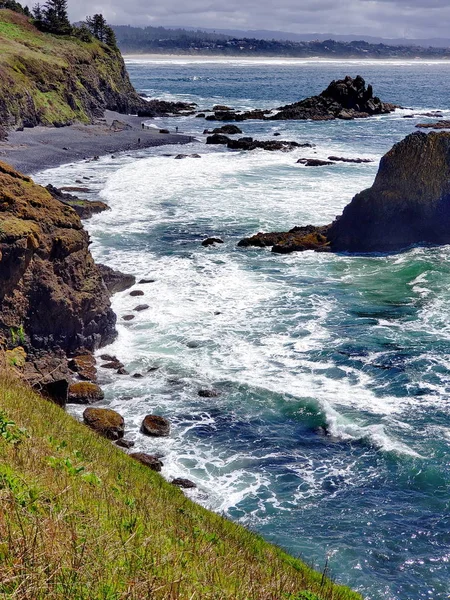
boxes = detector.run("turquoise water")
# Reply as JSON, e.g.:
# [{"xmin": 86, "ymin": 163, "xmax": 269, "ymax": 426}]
[{"xmin": 37, "ymin": 59, "xmax": 450, "ymax": 600}]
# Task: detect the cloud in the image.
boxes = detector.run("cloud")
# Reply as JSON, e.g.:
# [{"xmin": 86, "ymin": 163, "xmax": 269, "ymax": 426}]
[{"xmin": 67, "ymin": 0, "xmax": 450, "ymax": 39}]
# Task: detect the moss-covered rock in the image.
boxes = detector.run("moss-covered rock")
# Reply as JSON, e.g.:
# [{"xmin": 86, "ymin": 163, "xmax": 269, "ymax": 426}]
[
  {"xmin": 83, "ymin": 407, "xmax": 125, "ymax": 440},
  {"xmin": 0, "ymin": 161, "xmax": 116, "ymax": 352},
  {"xmin": 69, "ymin": 382, "xmax": 104, "ymax": 404}
]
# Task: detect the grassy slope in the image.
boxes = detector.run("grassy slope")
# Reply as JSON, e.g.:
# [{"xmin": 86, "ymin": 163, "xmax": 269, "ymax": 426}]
[
  {"xmin": 0, "ymin": 10, "xmax": 142, "ymax": 127},
  {"xmin": 0, "ymin": 375, "xmax": 362, "ymax": 600}
]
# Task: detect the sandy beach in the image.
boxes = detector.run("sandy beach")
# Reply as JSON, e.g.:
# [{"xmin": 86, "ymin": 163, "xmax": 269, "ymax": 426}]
[{"xmin": 0, "ymin": 110, "xmax": 193, "ymax": 175}]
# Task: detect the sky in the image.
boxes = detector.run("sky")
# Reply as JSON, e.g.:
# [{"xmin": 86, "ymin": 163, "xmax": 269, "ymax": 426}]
[{"xmin": 68, "ymin": 0, "xmax": 450, "ymax": 40}]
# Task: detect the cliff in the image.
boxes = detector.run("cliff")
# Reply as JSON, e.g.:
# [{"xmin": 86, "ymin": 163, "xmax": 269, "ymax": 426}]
[
  {"xmin": 0, "ymin": 161, "xmax": 116, "ymax": 355},
  {"xmin": 328, "ymin": 131, "xmax": 450, "ymax": 252},
  {"xmin": 0, "ymin": 9, "xmax": 146, "ymax": 130}
]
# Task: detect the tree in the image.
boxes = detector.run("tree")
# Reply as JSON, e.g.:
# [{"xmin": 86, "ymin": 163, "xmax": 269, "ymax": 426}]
[
  {"xmin": 36, "ymin": 0, "xmax": 71, "ymax": 35},
  {"xmin": 85, "ymin": 14, "xmax": 118, "ymax": 49}
]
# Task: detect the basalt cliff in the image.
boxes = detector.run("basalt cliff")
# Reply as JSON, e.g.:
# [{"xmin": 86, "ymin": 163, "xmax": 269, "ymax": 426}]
[{"xmin": 240, "ymin": 131, "xmax": 450, "ymax": 253}]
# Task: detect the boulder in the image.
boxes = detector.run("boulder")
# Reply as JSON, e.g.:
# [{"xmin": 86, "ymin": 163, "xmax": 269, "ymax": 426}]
[
  {"xmin": 198, "ymin": 389, "xmax": 220, "ymax": 398},
  {"xmin": 110, "ymin": 119, "xmax": 132, "ymax": 131},
  {"xmin": 228, "ymin": 138, "xmax": 310, "ymax": 152},
  {"xmin": 238, "ymin": 225, "xmax": 330, "ymax": 253},
  {"xmin": 134, "ymin": 304, "xmax": 149, "ymax": 312},
  {"xmin": 83, "ymin": 407, "xmax": 124, "ymax": 440},
  {"xmin": 40, "ymin": 379, "xmax": 69, "ymax": 408},
  {"xmin": 202, "ymin": 238, "xmax": 224, "ymax": 247},
  {"xmin": 328, "ymin": 156, "xmax": 373, "ymax": 164},
  {"xmin": 141, "ymin": 415, "xmax": 170, "ymax": 437},
  {"xmin": 116, "ymin": 438, "xmax": 135, "ymax": 449},
  {"xmin": 206, "ymin": 134, "xmax": 231, "ymax": 145},
  {"xmin": 172, "ymin": 478, "xmax": 197, "ymax": 489},
  {"xmin": 328, "ymin": 131, "xmax": 450, "ymax": 252},
  {"xmin": 122, "ymin": 315, "xmax": 135, "ymax": 321},
  {"xmin": 297, "ymin": 158, "xmax": 334, "ymax": 166},
  {"xmin": 97, "ymin": 264, "xmax": 136, "ymax": 295},
  {"xmin": 212, "ymin": 125, "xmax": 243, "ymax": 135},
  {"xmin": 416, "ymin": 121, "xmax": 450, "ymax": 130},
  {"xmin": 130, "ymin": 290, "xmax": 144, "ymax": 297},
  {"xmin": 68, "ymin": 354, "xmax": 97, "ymax": 381},
  {"xmin": 68, "ymin": 382, "xmax": 104, "ymax": 404},
  {"xmin": 130, "ymin": 452, "xmax": 163, "ymax": 471}
]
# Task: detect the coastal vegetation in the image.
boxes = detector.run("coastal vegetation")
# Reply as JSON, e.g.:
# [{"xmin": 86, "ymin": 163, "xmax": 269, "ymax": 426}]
[{"xmin": 0, "ymin": 373, "xmax": 362, "ymax": 599}]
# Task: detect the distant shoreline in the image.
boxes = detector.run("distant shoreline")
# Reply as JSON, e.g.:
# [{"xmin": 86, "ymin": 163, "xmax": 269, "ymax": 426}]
[{"xmin": 124, "ymin": 53, "xmax": 450, "ymax": 63}]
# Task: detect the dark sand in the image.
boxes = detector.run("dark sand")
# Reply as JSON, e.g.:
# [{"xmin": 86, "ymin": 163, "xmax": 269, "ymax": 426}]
[{"xmin": 0, "ymin": 110, "xmax": 193, "ymax": 175}]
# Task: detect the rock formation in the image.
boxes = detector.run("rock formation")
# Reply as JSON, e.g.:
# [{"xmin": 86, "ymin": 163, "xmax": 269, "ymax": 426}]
[
  {"xmin": 239, "ymin": 131, "xmax": 450, "ymax": 254},
  {"xmin": 328, "ymin": 131, "xmax": 450, "ymax": 252},
  {"xmin": 0, "ymin": 161, "xmax": 116, "ymax": 355}
]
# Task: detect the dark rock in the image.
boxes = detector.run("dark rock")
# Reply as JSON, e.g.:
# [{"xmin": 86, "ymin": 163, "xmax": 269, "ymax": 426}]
[
  {"xmin": 202, "ymin": 237, "xmax": 224, "ymax": 247},
  {"xmin": 116, "ymin": 438, "xmax": 135, "ymax": 449},
  {"xmin": 68, "ymin": 354, "xmax": 97, "ymax": 381},
  {"xmin": 132, "ymin": 373, "xmax": 143, "ymax": 379},
  {"xmin": 327, "ymin": 156, "xmax": 373, "ymax": 164},
  {"xmin": 297, "ymin": 158, "xmax": 334, "ymax": 167},
  {"xmin": 196, "ymin": 113, "xmax": 206, "ymax": 118},
  {"xmin": 273, "ymin": 132, "xmax": 281, "ymax": 136},
  {"xmin": 172, "ymin": 478, "xmax": 197, "ymax": 489},
  {"xmin": 109, "ymin": 119, "xmax": 132, "ymax": 132},
  {"xmin": 159, "ymin": 129, "xmax": 170, "ymax": 134},
  {"xmin": 238, "ymin": 225, "xmax": 330, "ymax": 253},
  {"xmin": 228, "ymin": 138, "xmax": 311, "ymax": 152},
  {"xmin": 190, "ymin": 154, "xmax": 201, "ymax": 158},
  {"xmin": 117, "ymin": 368, "xmax": 129, "ymax": 375},
  {"xmin": 198, "ymin": 389, "xmax": 220, "ymax": 398},
  {"xmin": 141, "ymin": 414, "xmax": 171, "ymax": 437},
  {"xmin": 212, "ymin": 125, "xmax": 243, "ymax": 135},
  {"xmin": 101, "ymin": 360, "xmax": 124, "ymax": 369},
  {"xmin": 138, "ymin": 279, "xmax": 156, "ymax": 284},
  {"xmin": 416, "ymin": 120, "xmax": 450, "ymax": 130},
  {"xmin": 206, "ymin": 134, "xmax": 231, "ymax": 145},
  {"xmin": 122, "ymin": 315, "xmax": 135, "ymax": 321},
  {"xmin": 137, "ymin": 100, "xmax": 197, "ymax": 118},
  {"xmin": 0, "ymin": 125, "xmax": 8, "ymax": 141},
  {"xmin": 130, "ymin": 290, "xmax": 144, "ymax": 297},
  {"xmin": 134, "ymin": 304, "xmax": 149, "ymax": 312},
  {"xmin": 212, "ymin": 105, "xmax": 232, "ymax": 111},
  {"xmin": 328, "ymin": 131, "xmax": 450, "ymax": 252},
  {"xmin": 270, "ymin": 75, "xmax": 396, "ymax": 121},
  {"xmin": 100, "ymin": 354, "xmax": 117, "ymax": 362},
  {"xmin": 83, "ymin": 407, "xmax": 124, "ymax": 440},
  {"xmin": 68, "ymin": 382, "xmax": 104, "ymax": 404},
  {"xmin": 40, "ymin": 379, "xmax": 69, "ymax": 408},
  {"xmin": 175, "ymin": 154, "xmax": 188, "ymax": 159},
  {"xmin": 98, "ymin": 264, "xmax": 136, "ymax": 295},
  {"xmin": 130, "ymin": 452, "xmax": 163, "ymax": 471}
]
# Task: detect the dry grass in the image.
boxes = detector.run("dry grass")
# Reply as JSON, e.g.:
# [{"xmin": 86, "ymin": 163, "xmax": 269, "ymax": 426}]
[{"xmin": 0, "ymin": 375, "xmax": 362, "ymax": 600}]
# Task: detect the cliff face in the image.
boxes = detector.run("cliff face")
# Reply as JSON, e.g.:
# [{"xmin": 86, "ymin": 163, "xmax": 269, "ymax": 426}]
[
  {"xmin": 0, "ymin": 9, "xmax": 146, "ymax": 129},
  {"xmin": 0, "ymin": 161, "xmax": 116, "ymax": 353},
  {"xmin": 328, "ymin": 132, "xmax": 450, "ymax": 252}
]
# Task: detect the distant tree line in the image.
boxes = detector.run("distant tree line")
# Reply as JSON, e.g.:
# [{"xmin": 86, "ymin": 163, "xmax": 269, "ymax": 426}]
[{"xmin": 0, "ymin": 0, "xmax": 118, "ymax": 49}]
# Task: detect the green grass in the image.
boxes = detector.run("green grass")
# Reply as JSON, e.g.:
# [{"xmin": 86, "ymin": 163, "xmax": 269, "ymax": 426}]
[{"xmin": 0, "ymin": 375, "xmax": 364, "ymax": 600}]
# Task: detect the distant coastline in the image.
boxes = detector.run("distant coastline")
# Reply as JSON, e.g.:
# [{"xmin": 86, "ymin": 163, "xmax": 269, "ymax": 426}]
[{"xmin": 124, "ymin": 53, "xmax": 450, "ymax": 63}]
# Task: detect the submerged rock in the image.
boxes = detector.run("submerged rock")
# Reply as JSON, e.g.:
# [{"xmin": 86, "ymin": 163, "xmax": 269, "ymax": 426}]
[
  {"xmin": 83, "ymin": 407, "xmax": 125, "ymax": 440},
  {"xmin": 202, "ymin": 237, "xmax": 224, "ymax": 247},
  {"xmin": 297, "ymin": 158, "xmax": 334, "ymax": 166},
  {"xmin": 328, "ymin": 156, "xmax": 373, "ymax": 164},
  {"xmin": 238, "ymin": 225, "xmax": 330, "ymax": 252},
  {"xmin": 198, "ymin": 389, "xmax": 220, "ymax": 398}
]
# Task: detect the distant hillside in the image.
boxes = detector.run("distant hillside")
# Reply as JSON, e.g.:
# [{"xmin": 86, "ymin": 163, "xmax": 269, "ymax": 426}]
[
  {"xmin": 113, "ymin": 24, "xmax": 450, "ymax": 58},
  {"xmin": 0, "ymin": 9, "xmax": 146, "ymax": 130}
]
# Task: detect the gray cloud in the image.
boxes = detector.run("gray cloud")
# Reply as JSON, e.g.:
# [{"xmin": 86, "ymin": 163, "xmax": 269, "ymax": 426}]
[{"xmin": 67, "ymin": 0, "xmax": 450, "ymax": 39}]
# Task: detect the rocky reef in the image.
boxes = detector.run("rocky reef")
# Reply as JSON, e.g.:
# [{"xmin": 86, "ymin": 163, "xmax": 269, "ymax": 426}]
[
  {"xmin": 0, "ymin": 161, "xmax": 116, "ymax": 359},
  {"xmin": 239, "ymin": 131, "xmax": 450, "ymax": 254},
  {"xmin": 203, "ymin": 75, "xmax": 396, "ymax": 123}
]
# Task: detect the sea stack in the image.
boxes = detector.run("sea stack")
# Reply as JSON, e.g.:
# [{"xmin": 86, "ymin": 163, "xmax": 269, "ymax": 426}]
[{"xmin": 328, "ymin": 131, "xmax": 450, "ymax": 252}]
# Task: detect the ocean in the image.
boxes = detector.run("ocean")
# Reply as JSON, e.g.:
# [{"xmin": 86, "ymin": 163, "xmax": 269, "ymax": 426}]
[{"xmin": 36, "ymin": 58, "xmax": 450, "ymax": 600}]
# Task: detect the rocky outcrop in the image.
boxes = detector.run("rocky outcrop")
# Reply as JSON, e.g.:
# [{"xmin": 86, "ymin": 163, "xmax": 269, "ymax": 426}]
[
  {"xmin": 271, "ymin": 76, "xmax": 396, "ymax": 121},
  {"xmin": 137, "ymin": 99, "xmax": 197, "ymax": 117},
  {"xmin": 97, "ymin": 264, "xmax": 136, "ymax": 295},
  {"xmin": 207, "ymin": 135, "xmax": 313, "ymax": 152},
  {"xmin": 46, "ymin": 184, "xmax": 109, "ymax": 220},
  {"xmin": 416, "ymin": 121, "xmax": 450, "ymax": 130},
  {"xmin": 239, "ymin": 131, "xmax": 450, "ymax": 255},
  {"xmin": 204, "ymin": 76, "xmax": 395, "ymax": 123},
  {"xmin": 328, "ymin": 131, "xmax": 450, "ymax": 252},
  {"xmin": 0, "ymin": 161, "xmax": 116, "ymax": 354}
]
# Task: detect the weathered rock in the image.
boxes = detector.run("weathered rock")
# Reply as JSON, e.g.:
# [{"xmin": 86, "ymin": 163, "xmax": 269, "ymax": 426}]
[
  {"xmin": 83, "ymin": 407, "xmax": 124, "ymax": 440},
  {"xmin": 415, "ymin": 121, "xmax": 450, "ymax": 130},
  {"xmin": 138, "ymin": 279, "xmax": 156, "ymax": 284},
  {"xmin": 137, "ymin": 100, "xmax": 197, "ymax": 118},
  {"xmin": 228, "ymin": 138, "xmax": 311, "ymax": 152},
  {"xmin": 101, "ymin": 360, "xmax": 124, "ymax": 369},
  {"xmin": 198, "ymin": 389, "xmax": 220, "ymax": 398},
  {"xmin": 206, "ymin": 134, "xmax": 230, "ymax": 145},
  {"xmin": 212, "ymin": 125, "xmax": 243, "ymax": 135},
  {"xmin": 122, "ymin": 315, "xmax": 135, "ymax": 321},
  {"xmin": 271, "ymin": 75, "xmax": 396, "ymax": 121},
  {"xmin": 212, "ymin": 105, "xmax": 232, "ymax": 111},
  {"xmin": 328, "ymin": 156, "xmax": 373, "ymax": 164},
  {"xmin": 172, "ymin": 478, "xmax": 197, "ymax": 489},
  {"xmin": 297, "ymin": 158, "xmax": 334, "ymax": 166},
  {"xmin": 202, "ymin": 238, "xmax": 224, "ymax": 247},
  {"xmin": 68, "ymin": 354, "xmax": 97, "ymax": 381},
  {"xmin": 100, "ymin": 354, "xmax": 117, "ymax": 362},
  {"xmin": 130, "ymin": 452, "xmax": 163, "ymax": 471},
  {"xmin": 130, "ymin": 290, "xmax": 144, "ymax": 297},
  {"xmin": 0, "ymin": 163, "xmax": 116, "ymax": 354},
  {"xmin": 68, "ymin": 382, "xmax": 104, "ymax": 404},
  {"xmin": 97, "ymin": 264, "xmax": 136, "ymax": 295},
  {"xmin": 116, "ymin": 438, "xmax": 135, "ymax": 449},
  {"xmin": 328, "ymin": 131, "xmax": 450, "ymax": 252},
  {"xmin": 40, "ymin": 379, "xmax": 69, "ymax": 408},
  {"xmin": 117, "ymin": 367, "xmax": 129, "ymax": 375},
  {"xmin": 110, "ymin": 119, "xmax": 132, "ymax": 131},
  {"xmin": 141, "ymin": 415, "xmax": 171, "ymax": 437},
  {"xmin": 134, "ymin": 304, "xmax": 149, "ymax": 312},
  {"xmin": 238, "ymin": 225, "xmax": 331, "ymax": 253}
]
